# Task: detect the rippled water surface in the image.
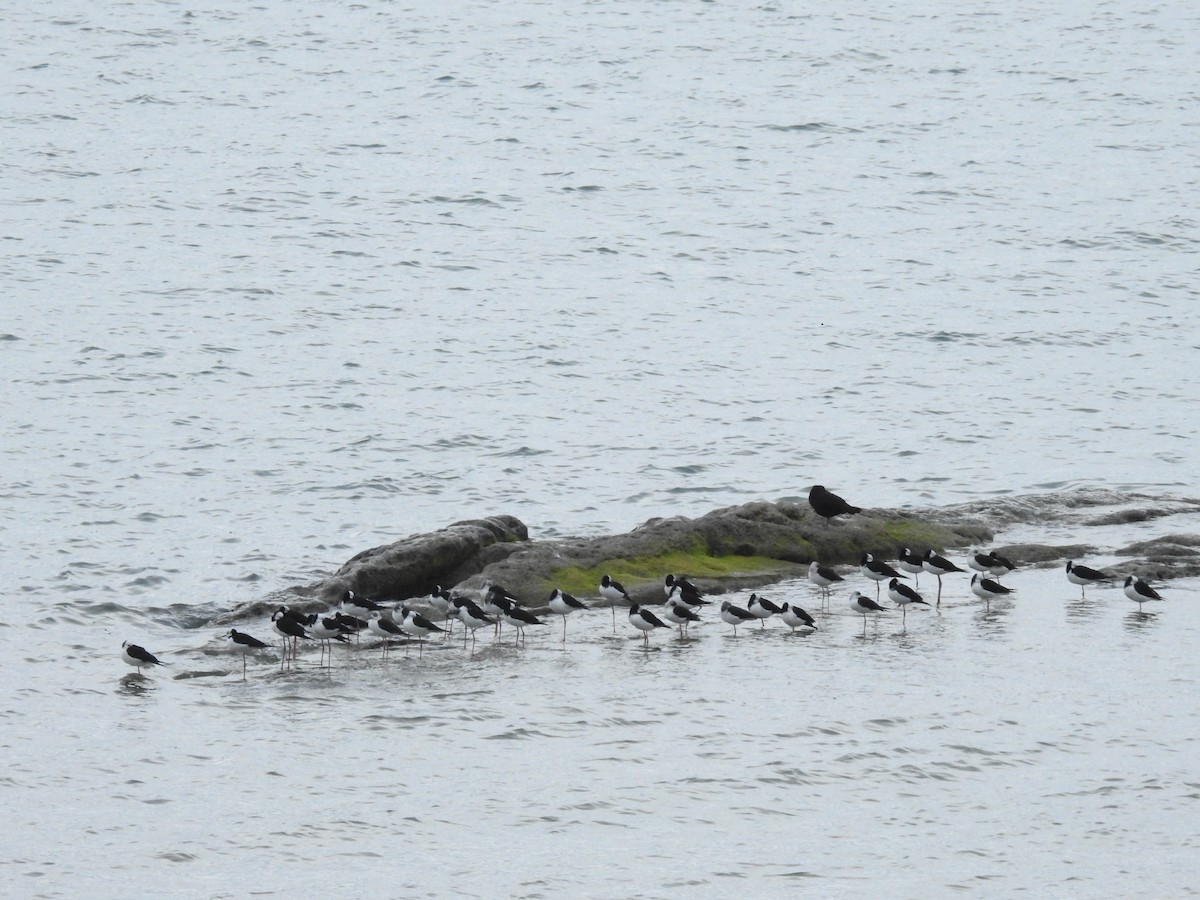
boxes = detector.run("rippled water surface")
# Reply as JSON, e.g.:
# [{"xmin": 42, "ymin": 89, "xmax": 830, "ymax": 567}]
[
  {"xmin": 8, "ymin": 569, "xmax": 1200, "ymax": 898},
  {"xmin": 3, "ymin": 1, "xmax": 1199, "ymax": 896}
]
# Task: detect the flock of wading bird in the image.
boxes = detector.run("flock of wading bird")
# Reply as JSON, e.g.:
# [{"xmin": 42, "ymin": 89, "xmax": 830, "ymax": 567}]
[{"xmin": 119, "ymin": 485, "xmax": 1170, "ymax": 678}]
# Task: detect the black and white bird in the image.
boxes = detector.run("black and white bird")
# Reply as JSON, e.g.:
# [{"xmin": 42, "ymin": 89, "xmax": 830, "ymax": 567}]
[
  {"xmin": 482, "ymin": 582, "xmax": 524, "ymax": 637},
  {"xmin": 807, "ymin": 561, "xmax": 844, "ymax": 606},
  {"xmin": 400, "ymin": 606, "xmax": 446, "ymax": 640},
  {"xmin": 599, "ymin": 575, "xmax": 632, "ymax": 633},
  {"xmin": 849, "ymin": 591, "xmax": 886, "ymax": 630},
  {"xmin": 366, "ymin": 612, "xmax": 406, "ymax": 658},
  {"xmin": 780, "ymin": 603, "xmax": 817, "ymax": 633},
  {"xmin": 747, "ymin": 593, "xmax": 784, "ymax": 627},
  {"xmin": 307, "ymin": 614, "xmax": 353, "ymax": 665},
  {"xmin": 989, "ymin": 553, "xmax": 1018, "ymax": 578},
  {"xmin": 887, "ymin": 578, "xmax": 930, "ymax": 625},
  {"xmin": 331, "ymin": 612, "xmax": 368, "ymax": 642},
  {"xmin": 365, "ymin": 611, "xmax": 401, "ymax": 640},
  {"xmin": 309, "ymin": 613, "xmax": 354, "ymax": 641},
  {"xmin": 662, "ymin": 597, "xmax": 701, "ymax": 636},
  {"xmin": 226, "ymin": 629, "xmax": 269, "ymax": 679},
  {"xmin": 860, "ymin": 552, "xmax": 905, "ymax": 599},
  {"xmin": 665, "ymin": 583, "xmax": 707, "ymax": 613},
  {"xmin": 400, "ymin": 606, "xmax": 447, "ymax": 656},
  {"xmin": 271, "ymin": 607, "xmax": 311, "ymax": 664},
  {"xmin": 548, "ymin": 588, "xmax": 588, "ymax": 640},
  {"xmin": 1124, "ymin": 575, "xmax": 1164, "ymax": 611},
  {"xmin": 628, "ymin": 603, "xmax": 670, "ymax": 646},
  {"xmin": 456, "ymin": 600, "xmax": 495, "ymax": 648},
  {"xmin": 898, "ymin": 548, "xmax": 926, "ymax": 585},
  {"xmin": 664, "ymin": 574, "xmax": 704, "ymax": 602},
  {"xmin": 496, "ymin": 598, "xmax": 545, "ymax": 645},
  {"xmin": 922, "ymin": 549, "xmax": 965, "ymax": 607},
  {"xmin": 970, "ymin": 573, "xmax": 1014, "ymax": 611},
  {"xmin": 121, "ymin": 641, "xmax": 165, "ymax": 674},
  {"xmin": 808, "ymin": 484, "xmax": 862, "ymax": 525},
  {"xmin": 969, "ymin": 551, "xmax": 1000, "ymax": 574},
  {"xmin": 1066, "ymin": 561, "xmax": 1109, "ymax": 597},
  {"xmin": 480, "ymin": 585, "xmax": 506, "ymax": 631},
  {"xmin": 482, "ymin": 580, "xmax": 523, "ymax": 607},
  {"xmin": 227, "ymin": 628, "xmax": 268, "ymax": 652},
  {"xmin": 719, "ymin": 600, "xmax": 757, "ymax": 636},
  {"xmin": 340, "ymin": 589, "xmax": 387, "ymax": 620},
  {"xmin": 427, "ymin": 586, "xmax": 455, "ymax": 633},
  {"xmin": 971, "ymin": 551, "xmax": 1017, "ymax": 579}
]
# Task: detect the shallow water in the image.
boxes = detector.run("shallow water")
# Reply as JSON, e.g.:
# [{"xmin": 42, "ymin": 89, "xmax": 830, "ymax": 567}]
[
  {"xmin": 3, "ymin": 0, "xmax": 1199, "ymax": 895},
  {"xmin": 7, "ymin": 568, "xmax": 1199, "ymax": 898}
]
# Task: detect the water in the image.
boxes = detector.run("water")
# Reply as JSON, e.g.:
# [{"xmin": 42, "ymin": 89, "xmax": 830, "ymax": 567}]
[
  {"xmin": 3, "ymin": 1, "xmax": 1198, "ymax": 896},
  {"xmin": 7, "ymin": 569, "xmax": 1199, "ymax": 898}
]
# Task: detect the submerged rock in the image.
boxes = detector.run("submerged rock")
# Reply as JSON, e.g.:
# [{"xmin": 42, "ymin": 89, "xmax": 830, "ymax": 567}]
[{"xmin": 1115, "ymin": 533, "xmax": 1200, "ymax": 579}]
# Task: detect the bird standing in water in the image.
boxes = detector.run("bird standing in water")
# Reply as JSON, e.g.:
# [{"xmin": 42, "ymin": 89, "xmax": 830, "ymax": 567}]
[{"xmin": 599, "ymin": 575, "xmax": 632, "ymax": 634}]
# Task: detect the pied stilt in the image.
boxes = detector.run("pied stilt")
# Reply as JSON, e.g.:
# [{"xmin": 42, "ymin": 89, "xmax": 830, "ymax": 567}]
[
  {"xmin": 887, "ymin": 578, "xmax": 930, "ymax": 626},
  {"xmin": 599, "ymin": 575, "xmax": 631, "ymax": 634},
  {"xmin": 970, "ymin": 573, "xmax": 1014, "ymax": 611},
  {"xmin": 780, "ymin": 603, "xmax": 817, "ymax": 633},
  {"xmin": 628, "ymin": 603, "xmax": 669, "ymax": 647},
  {"xmin": 121, "ymin": 641, "xmax": 165, "ymax": 674},
  {"xmin": 548, "ymin": 588, "xmax": 587, "ymax": 640},
  {"xmin": 849, "ymin": 591, "xmax": 886, "ymax": 632},
  {"xmin": 1124, "ymin": 574, "xmax": 1164, "ymax": 611},
  {"xmin": 226, "ymin": 629, "xmax": 268, "ymax": 679},
  {"xmin": 747, "ymin": 593, "xmax": 783, "ymax": 628},
  {"xmin": 1066, "ymin": 561, "xmax": 1109, "ymax": 598},
  {"xmin": 861, "ymin": 553, "xmax": 905, "ymax": 599},
  {"xmin": 922, "ymin": 549, "xmax": 965, "ymax": 607},
  {"xmin": 719, "ymin": 600, "xmax": 756, "ymax": 636}
]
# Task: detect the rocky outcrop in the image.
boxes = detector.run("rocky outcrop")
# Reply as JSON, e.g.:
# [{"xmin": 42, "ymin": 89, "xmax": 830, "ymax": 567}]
[
  {"xmin": 221, "ymin": 498, "xmax": 989, "ymax": 619},
  {"xmin": 446, "ymin": 499, "xmax": 992, "ymax": 605},
  {"xmin": 215, "ymin": 488, "xmax": 1200, "ymax": 623}
]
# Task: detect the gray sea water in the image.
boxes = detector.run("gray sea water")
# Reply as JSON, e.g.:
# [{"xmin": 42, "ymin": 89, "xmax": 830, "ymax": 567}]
[{"xmin": 3, "ymin": 2, "xmax": 1199, "ymax": 896}]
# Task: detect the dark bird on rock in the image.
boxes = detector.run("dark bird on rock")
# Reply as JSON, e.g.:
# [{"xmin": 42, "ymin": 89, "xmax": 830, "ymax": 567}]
[{"xmin": 808, "ymin": 485, "xmax": 862, "ymax": 524}]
